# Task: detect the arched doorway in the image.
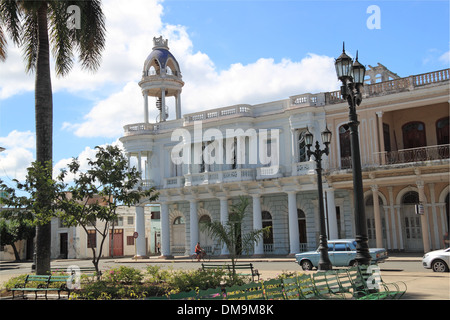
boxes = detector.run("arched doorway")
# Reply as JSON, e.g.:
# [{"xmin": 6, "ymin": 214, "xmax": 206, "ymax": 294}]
[
  {"xmin": 298, "ymin": 209, "xmax": 307, "ymax": 251},
  {"xmin": 262, "ymin": 211, "xmax": 274, "ymax": 253},
  {"xmin": 401, "ymin": 191, "xmax": 423, "ymax": 252},
  {"xmin": 172, "ymin": 216, "xmax": 185, "ymax": 255}
]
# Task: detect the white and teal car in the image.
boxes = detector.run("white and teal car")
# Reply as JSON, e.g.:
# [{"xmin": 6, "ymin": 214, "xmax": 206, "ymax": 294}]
[{"xmin": 295, "ymin": 239, "xmax": 388, "ymax": 270}]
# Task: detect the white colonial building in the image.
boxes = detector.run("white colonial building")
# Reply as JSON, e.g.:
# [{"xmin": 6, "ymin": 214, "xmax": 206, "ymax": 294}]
[{"xmin": 119, "ymin": 37, "xmax": 449, "ymax": 259}]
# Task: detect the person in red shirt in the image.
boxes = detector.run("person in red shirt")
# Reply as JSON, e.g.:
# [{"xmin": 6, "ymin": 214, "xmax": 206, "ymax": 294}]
[{"xmin": 195, "ymin": 242, "xmax": 204, "ymax": 261}]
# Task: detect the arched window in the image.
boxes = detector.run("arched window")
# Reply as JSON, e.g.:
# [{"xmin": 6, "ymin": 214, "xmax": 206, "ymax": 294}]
[
  {"xmin": 402, "ymin": 191, "xmax": 419, "ymax": 204},
  {"xmin": 173, "ymin": 216, "xmax": 185, "ymax": 225},
  {"xmin": 436, "ymin": 117, "xmax": 449, "ymax": 145},
  {"xmin": 402, "ymin": 121, "xmax": 426, "ymax": 149},
  {"xmin": 339, "ymin": 125, "xmax": 351, "ymax": 168}
]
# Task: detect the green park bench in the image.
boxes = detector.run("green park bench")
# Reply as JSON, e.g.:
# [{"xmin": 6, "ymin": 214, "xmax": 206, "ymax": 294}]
[{"xmin": 10, "ymin": 274, "xmax": 72, "ymax": 299}]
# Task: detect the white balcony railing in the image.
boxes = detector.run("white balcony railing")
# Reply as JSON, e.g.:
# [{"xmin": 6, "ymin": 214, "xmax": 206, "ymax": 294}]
[
  {"xmin": 184, "ymin": 104, "xmax": 252, "ymax": 124},
  {"xmin": 182, "ymin": 168, "xmax": 256, "ymax": 187}
]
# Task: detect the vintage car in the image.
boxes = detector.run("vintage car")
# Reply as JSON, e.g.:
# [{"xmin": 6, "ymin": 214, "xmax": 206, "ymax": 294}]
[{"xmin": 295, "ymin": 239, "xmax": 389, "ymax": 270}]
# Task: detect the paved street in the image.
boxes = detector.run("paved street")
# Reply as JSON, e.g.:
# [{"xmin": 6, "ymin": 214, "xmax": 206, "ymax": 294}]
[{"xmin": 1, "ymin": 254, "xmax": 449, "ymax": 300}]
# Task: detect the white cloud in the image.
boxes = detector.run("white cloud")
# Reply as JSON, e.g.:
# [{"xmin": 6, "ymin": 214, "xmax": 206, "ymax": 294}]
[
  {"xmin": 66, "ymin": 81, "xmax": 143, "ymax": 138},
  {"xmin": 2, "ymin": 0, "xmax": 339, "ymax": 141},
  {"xmin": 439, "ymin": 50, "xmax": 450, "ymax": 66},
  {"xmin": 0, "ymin": 131, "xmax": 35, "ymax": 181},
  {"xmin": 53, "ymin": 140, "xmax": 123, "ymax": 183},
  {"xmin": 0, "ymin": 0, "xmax": 164, "ymax": 98}
]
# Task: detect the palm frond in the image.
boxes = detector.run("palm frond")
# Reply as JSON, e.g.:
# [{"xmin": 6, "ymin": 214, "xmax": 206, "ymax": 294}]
[
  {"xmin": 48, "ymin": 1, "xmax": 74, "ymax": 77},
  {"xmin": 0, "ymin": 0, "xmax": 22, "ymax": 44},
  {"xmin": 76, "ymin": 0, "xmax": 106, "ymax": 71},
  {"xmin": 0, "ymin": 26, "xmax": 6, "ymax": 61},
  {"xmin": 21, "ymin": 10, "xmax": 38, "ymax": 74}
]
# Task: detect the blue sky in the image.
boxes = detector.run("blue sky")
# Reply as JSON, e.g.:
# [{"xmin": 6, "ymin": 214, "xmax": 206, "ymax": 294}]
[{"xmin": 0, "ymin": 0, "xmax": 448, "ymax": 185}]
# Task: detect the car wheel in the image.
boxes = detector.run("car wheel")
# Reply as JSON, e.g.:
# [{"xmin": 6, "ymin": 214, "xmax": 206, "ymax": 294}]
[
  {"xmin": 431, "ymin": 259, "xmax": 449, "ymax": 272},
  {"xmin": 301, "ymin": 260, "xmax": 313, "ymax": 271},
  {"xmin": 349, "ymin": 260, "xmax": 359, "ymax": 267}
]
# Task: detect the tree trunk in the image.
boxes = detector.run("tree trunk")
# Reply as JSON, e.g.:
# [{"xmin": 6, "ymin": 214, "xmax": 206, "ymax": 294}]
[
  {"xmin": 11, "ymin": 243, "xmax": 20, "ymax": 261},
  {"xmin": 34, "ymin": 2, "xmax": 53, "ymax": 275}
]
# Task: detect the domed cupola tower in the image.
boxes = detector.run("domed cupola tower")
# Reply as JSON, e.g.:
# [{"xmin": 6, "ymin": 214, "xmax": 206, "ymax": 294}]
[{"xmin": 139, "ymin": 36, "xmax": 184, "ymax": 122}]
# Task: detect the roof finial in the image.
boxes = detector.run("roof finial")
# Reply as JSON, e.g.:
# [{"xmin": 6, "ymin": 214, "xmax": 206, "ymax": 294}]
[
  {"xmin": 355, "ymin": 50, "xmax": 359, "ymax": 61},
  {"xmin": 343, "ymin": 41, "xmax": 345, "ymax": 53}
]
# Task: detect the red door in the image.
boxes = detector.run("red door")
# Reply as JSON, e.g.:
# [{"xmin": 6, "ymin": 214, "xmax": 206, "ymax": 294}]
[{"xmin": 109, "ymin": 229, "xmax": 123, "ymax": 256}]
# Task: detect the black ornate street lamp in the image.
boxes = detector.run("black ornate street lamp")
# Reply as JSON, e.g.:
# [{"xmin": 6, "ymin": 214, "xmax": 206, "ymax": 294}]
[
  {"xmin": 305, "ymin": 125, "xmax": 333, "ymax": 271},
  {"xmin": 335, "ymin": 43, "xmax": 372, "ymax": 265}
]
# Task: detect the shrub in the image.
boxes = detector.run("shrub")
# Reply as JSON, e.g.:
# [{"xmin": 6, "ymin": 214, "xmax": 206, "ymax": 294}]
[
  {"xmin": 103, "ymin": 266, "xmax": 143, "ymax": 285},
  {"xmin": 146, "ymin": 265, "xmax": 172, "ymax": 283}
]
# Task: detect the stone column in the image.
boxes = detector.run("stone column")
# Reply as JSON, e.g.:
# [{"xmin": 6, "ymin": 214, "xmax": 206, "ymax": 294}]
[
  {"xmin": 160, "ymin": 202, "xmax": 172, "ymax": 258},
  {"xmin": 287, "ymin": 191, "xmax": 300, "ymax": 255},
  {"xmin": 219, "ymin": 197, "xmax": 229, "ymax": 256},
  {"xmin": 325, "ymin": 189, "xmax": 338, "ymax": 240},
  {"xmin": 143, "ymin": 91, "xmax": 149, "ymax": 124},
  {"xmin": 388, "ymin": 187, "xmax": 398, "ymax": 250},
  {"xmin": 252, "ymin": 195, "xmax": 264, "ymax": 256},
  {"xmin": 190, "ymin": 199, "xmax": 199, "ymax": 254},
  {"xmin": 176, "ymin": 91, "xmax": 181, "ymax": 120},
  {"xmin": 417, "ymin": 181, "xmax": 431, "ymax": 253},
  {"xmin": 134, "ymin": 206, "xmax": 147, "ymax": 258},
  {"xmin": 371, "ymin": 185, "xmax": 383, "ymax": 248},
  {"xmin": 394, "ymin": 205, "xmax": 404, "ymax": 250},
  {"xmin": 428, "ymin": 183, "xmax": 439, "ymax": 250},
  {"xmin": 161, "ymin": 88, "xmax": 166, "ymax": 121}
]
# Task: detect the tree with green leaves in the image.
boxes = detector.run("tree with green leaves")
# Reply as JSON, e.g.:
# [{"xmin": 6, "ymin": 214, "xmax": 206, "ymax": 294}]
[
  {"xmin": 0, "ymin": 161, "xmax": 66, "ymax": 264},
  {"xmin": 57, "ymin": 145, "xmax": 159, "ymax": 275},
  {"xmin": 0, "ymin": 1, "xmax": 106, "ymax": 275},
  {"xmin": 0, "ymin": 215, "xmax": 35, "ymax": 261},
  {"xmin": 200, "ymin": 196, "xmax": 271, "ymax": 275}
]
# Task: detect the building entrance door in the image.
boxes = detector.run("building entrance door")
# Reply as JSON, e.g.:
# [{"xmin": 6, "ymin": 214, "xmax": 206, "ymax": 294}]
[
  {"xmin": 60, "ymin": 233, "xmax": 68, "ymax": 259},
  {"xmin": 402, "ymin": 205, "xmax": 424, "ymax": 252},
  {"xmin": 109, "ymin": 229, "xmax": 124, "ymax": 256}
]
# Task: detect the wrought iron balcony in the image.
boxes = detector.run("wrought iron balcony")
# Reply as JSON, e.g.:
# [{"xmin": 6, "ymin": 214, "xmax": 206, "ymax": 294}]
[{"xmin": 376, "ymin": 144, "xmax": 449, "ymax": 165}]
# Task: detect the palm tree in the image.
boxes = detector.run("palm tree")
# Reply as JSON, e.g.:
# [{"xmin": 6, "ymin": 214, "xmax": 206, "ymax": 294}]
[
  {"xmin": 201, "ymin": 196, "xmax": 271, "ymax": 275},
  {"xmin": 0, "ymin": 1, "xmax": 106, "ymax": 275}
]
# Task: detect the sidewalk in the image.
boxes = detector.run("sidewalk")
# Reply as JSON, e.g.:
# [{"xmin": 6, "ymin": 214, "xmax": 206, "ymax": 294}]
[{"xmin": 1, "ymin": 253, "xmax": 448, "ymax": 300}]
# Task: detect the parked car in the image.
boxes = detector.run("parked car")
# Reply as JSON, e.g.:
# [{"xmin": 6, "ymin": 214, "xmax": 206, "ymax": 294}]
[
  {"xmin": 295, "ymin": 239, "xmax": 388, "ymax": 270},
  {"xmin": 422, "ymin": 248, "xmax": 450, "ymax": 272}
]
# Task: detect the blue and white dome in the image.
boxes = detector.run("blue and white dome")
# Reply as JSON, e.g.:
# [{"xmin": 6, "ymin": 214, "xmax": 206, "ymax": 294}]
[{"xmin": 143, "ymin": 36, "xmax": 181, "ymax": 78}]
